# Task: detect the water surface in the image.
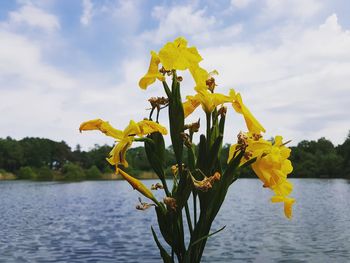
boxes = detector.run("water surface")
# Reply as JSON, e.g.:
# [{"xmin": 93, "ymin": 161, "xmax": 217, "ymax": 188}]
[{"xmin": 0, "ymin": 179, "xmax": 349, "ymax": 262}]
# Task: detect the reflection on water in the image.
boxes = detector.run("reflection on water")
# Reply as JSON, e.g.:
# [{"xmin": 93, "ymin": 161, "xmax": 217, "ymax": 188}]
[{"xmin": 0, "ymin": 179, "xmax": 349, "ymax": 262}]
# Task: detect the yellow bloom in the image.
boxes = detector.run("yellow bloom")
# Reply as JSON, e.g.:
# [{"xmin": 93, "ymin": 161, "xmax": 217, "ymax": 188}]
[
  {"xmin": 271, "ymin": 196, "xmax": 295, "ymax": 219},
  {"xmin": 158, "ymin": 37, "xmax": 202, "ymax": 71},
  {"xmin": 230, "ymin": 89, "xmax": 266, "ymax": 134},
  {"xmin": 251, "ymin": 137, "xmax": 293, "ymax": 189},
  {"xmin": 189, "ymin": 65, "xmax": 209, "ymax": 91},
  {"xmin": 249, "ymin": 135, "xmax": 294, "ymax": 218},
  {"xmin": 183, "ymin": 89, "xmax": 232, "ymax": 117},
  {"xmin": 139, "ymin": 51, "xmax": 165, "ymax": 90},
  {"xmin": 118, "ymin": 169, "xmax": 157, "ymax": 203},
  {"xmin": 79, "ymin": 119, "xmax": 167, "ymax": 172}
]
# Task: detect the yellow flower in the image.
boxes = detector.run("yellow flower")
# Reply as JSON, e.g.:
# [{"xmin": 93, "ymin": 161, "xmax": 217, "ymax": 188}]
[
  {"xmin": 79, "ymin": 119, "xmax": 167, "ymax": 172},
  {"xmin": 230, "ymin": 89, "xmax": 266, "ymax": 134},
  {"xmin": 271, "ymin": 196, "xmax": 295, "ymax": 219},
  {"xmin": 249, "ymin": 136, "xmax": 294, "ymax": 218},
  {"xmin": 139, "ymin": 51, "xmax": 165, "ymax": 90},
  {"xmin": 183, "ymin": 89, "xmax": 232, "ymax": 117},
  {"xmin": 251, "ymin": 137, "xmax": 293, "ymax": 189},
  {"xmin": 158, "ymin": 37, "xmax": 202, "ymax": 71},
  {"xmin": 119, "ymin": 169, "xmax": 157, "ymax": 203}
]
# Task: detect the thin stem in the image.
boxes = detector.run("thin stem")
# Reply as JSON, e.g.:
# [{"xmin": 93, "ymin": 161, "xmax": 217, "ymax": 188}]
[
  {"xmin": 184, "ymin": 202, "xmax": 193, "ymax": 235},
  {"xmin": 193, "ymin": 193, "xmax": 197, "ymax": 227},
  {"xmin": 149, "ymin": 107, "xmax": 155, "ymax": 120},
  {"xmin": 206, "ymin": 112, "xmax": 211, "ymax": 155},
  {"xmin": 156, "ymin": 108, "xmax": 160, "ymax": 122}
]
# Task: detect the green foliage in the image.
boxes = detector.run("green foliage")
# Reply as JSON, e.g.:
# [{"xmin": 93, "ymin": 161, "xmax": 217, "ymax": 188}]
[
  {"xmin": 1, "ymin": 131, "xmax": 350, "ymax": 180},
  {"xmin": 17, "ymin": 166, "xmax": 37, "ymax": 180},
  {"xmin": 62, "ymin": 163, "xmax": 86, "ymax": 181},
  {"xmin": 85, "ymin": 165, "xmax": 102, "ymax": 180},
  {"xmin": 34, "ymin": 166, "xmax": 54, "ymax": 181},
  {"xmin": 290, "ymin": 137, "xmax": 345, "ymax": 178}
]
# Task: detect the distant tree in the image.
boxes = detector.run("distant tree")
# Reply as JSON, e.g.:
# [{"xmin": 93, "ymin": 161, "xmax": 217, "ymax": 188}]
[
  {"xmin": 34, "ymin": 166, "xmax": 54, "ymax": 181},
  {"xmin": 62, "ymin": 163, "xmax": 85, "ymax": 181},
  {"xmin": 17, "ymin": 166, "xmax": 37, "ymax": 180},
  {"xmin": 85, "ymin": 165, "xmax": 102, "ymax": 180}
]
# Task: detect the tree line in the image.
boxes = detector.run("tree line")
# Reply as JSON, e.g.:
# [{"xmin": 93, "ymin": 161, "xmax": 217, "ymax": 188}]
[{"xmin": 0, "ymin": 132, "xmax": 349, "ymax": 180}]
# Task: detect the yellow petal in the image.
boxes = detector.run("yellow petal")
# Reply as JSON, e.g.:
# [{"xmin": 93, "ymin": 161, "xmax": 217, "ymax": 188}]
[
  {"xmin": 139, "ymin": 51, "xmax": 165, "ymax": 90},
  {"xmin": 230, "ymin": 89, "xmax": 266, "ymax": 134},
  {"xmin": 271, "ymin": 196, "xmax": 295, "ymax": 219},
  {"xmin": 123, "ymin": 120, "xmax": 142, "ymax": 137},
  {"xmin": 107, "ymin": 139, "xmax": 132, "ymax": 168},
  {"xmin": 211, "ymin": 92, "xmax": 232, "ymax": 107},
  {"xmin": 79, "ymin": 119, "xmax": 123, "ymax": 139},
  {"xmin": 158, "ymin": 37, "xmax": 202, "ymax": 71},
  {"xmin": 273, "ymin": 180, "xmax": 293, "ymax": 197},
  {"xmin": 284, "ymin": 197, "xmax": 295, "ymax": 219},
  {"xmin": 183, "ymin": 95, "xmax": 201, "ymax": 118},
  {"xmin": 138, "ymin": 120, "xmax": 168, "ymax": 135},
  {"xmin": 118, "ymin": 169, "xmax": 157, "ymax": 202},
  {"xmin": 189, "ymin": 65, "xmax": 209, "ymax": 90}
]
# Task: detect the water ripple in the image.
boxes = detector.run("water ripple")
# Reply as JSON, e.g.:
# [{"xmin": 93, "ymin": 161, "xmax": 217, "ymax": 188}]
[{"xmin": 0, "ymin": 179, "xmax": 349, "ymax": 262}]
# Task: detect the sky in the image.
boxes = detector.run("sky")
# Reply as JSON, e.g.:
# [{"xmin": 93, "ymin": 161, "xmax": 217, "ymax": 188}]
[{"xmin": 1, "ymin": 0, "xmax": 350, "ymax": 150}]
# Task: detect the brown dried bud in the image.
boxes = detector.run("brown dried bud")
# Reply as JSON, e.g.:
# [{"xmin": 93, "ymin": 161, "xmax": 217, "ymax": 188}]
[
  {"xmin": 237, "ymin": 132, "xmax": 248, "ymax": 149},
  {"xmin": 181, "ymin": 132, "xmax": 192, "ymax": 147},
  {"xmin": 252, "ymin": 133, "xmax": 262, "ymax": 141},
  {"xmin": 244, "ymin": 151, "xmax": 253, "ymax": 160},
  {"xmin": 148, "ymin": 97, "xmax": 169, "ymax": 110},
  {"xmin": 177, "ymin": 76, "xmax": 183, "ymax": 82},
  {"xmin": 159, "ymin": 66, "xmax": 171, "ymax": 75},
  {"xmin": 151, "ymin": 183, "xmax": 164, "ymax": 190},
  {"xmin": 206, "ymin": 77, "xmax": 217, "ymax": 92},
  {"xmin": 136, "ymin": 198, "xmax": 154, "ymax": 211},
  {"xmin": 171, "ymin": 164, "xmax": 185, "ymax": 176},
  {"xmin": 218, "ymin": 106, "xmax": 227, "ymax": 117},
  {"xmin": 184, "ymin": 119, "xmax": 200, "ymax": 133},
  {"xmin": 164, "ymin": 197, "xmax": 177, "ymax": 211},
  {"xmin": 191, "ymin": 172, "xmax": 221, "ymax": 192}
]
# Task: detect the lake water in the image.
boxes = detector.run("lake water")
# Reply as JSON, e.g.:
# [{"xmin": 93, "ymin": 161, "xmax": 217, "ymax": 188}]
[{"xmin": 0, "ymin": 179, "xmax": 349, "ymax": 263}]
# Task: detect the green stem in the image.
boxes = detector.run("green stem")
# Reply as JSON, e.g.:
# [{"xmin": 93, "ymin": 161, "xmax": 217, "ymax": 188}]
[
  {"xmin": 184, "ymin": 202, "xmax": 193, "ymax": 235},
  {"xmin": 206, "ymin": 112, "xmax": 211, "ymax": 143},
  {"xmin": 193, "ymin": 193, "xmax": 197, "ymax": 227}
]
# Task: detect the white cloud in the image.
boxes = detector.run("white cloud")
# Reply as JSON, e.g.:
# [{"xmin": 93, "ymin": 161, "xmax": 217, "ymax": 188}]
[
  {"xmin": 260, "ymin": 0, "xmax": 323, "ymax": 21},
  {"xmin": 80, "ymin": 0, "xmax": 94, "ymax": 26},
  {"xmin": 7, "ymin": 3, "xmax": 60, "ymax": 31},
  {"xmin": 1, "ymin": 1, "xmax": 349, "ymax": 149},
  {"xmin": 199, "ymin": 14, "xmax": 350, "ymax": 145},
  {"xmin": 141, "ymin": 5, "xmax": 216, "ymax": 44},
  {"xmin": 231, "ymin": 0, "xmax": 252, "ymax": 9}
]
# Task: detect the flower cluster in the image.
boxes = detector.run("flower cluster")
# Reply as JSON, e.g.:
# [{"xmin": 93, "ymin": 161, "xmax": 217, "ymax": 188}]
[{"xmin": 80, "ymin": 37, "xmax": 295, "ymax": 262}]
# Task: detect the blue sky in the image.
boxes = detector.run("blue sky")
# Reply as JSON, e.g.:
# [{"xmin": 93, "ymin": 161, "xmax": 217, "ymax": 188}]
[{"xmin": 1, "ymin": 0, "xmax": 350, "ymax": 149}]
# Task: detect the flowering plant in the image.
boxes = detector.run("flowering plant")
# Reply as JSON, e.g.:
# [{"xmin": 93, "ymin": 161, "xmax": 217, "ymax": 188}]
[{"xmin": 80, "ymin": 37, "xmax": 294, "ymax": 263}]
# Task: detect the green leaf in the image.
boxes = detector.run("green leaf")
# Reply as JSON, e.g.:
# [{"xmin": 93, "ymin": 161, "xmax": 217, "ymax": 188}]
[
  {"xmin": 190, "ymin": 225, "xmax": 226, "ymax": 247},
  {"xmin": 186, "ymin": 144, "xmax": 196, "ymax": 172},
  {"xmin": 168, "ymin": 77, "xmax": 184, "ymax": 166},
  {"xmin": 206, "ymin": 135, "xmax": 223, "ymax": 174},
  {"xmin": 156, "ymin": 206, "xmax": 173, "ymax": 246},
  {"xmin": 151, "ymin": 226, "xmax": 173, "ymax": 263},
  {"xmin": 162, "ymin": 81, "xmax": 172, "ymax": 98},
  {"xmin": 144, "ymin": 132, "xmax": 170, "ymax": 196},
  {"xmin": 196, "ymin": 135, "xmax": 207, "ymax": 172},
  {"xmin": 175, "ymin": 170, "xmax": 192, "ymax": 210}
]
